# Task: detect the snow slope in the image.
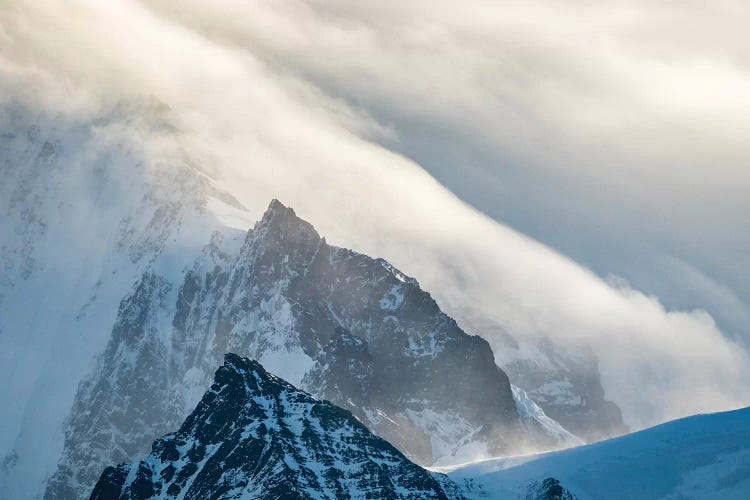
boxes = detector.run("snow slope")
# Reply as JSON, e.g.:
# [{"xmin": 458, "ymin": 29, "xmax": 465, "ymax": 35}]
[
  {"xmin": 444, "ymin": 406, "xmax": 750, "ymax": 499},
  {"xmin": 511, "ymin": 385, "xmax": 584, "ymax": 450}
]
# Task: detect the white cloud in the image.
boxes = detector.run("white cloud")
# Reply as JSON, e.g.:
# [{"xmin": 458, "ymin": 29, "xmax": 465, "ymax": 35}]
[{"xmin": 1, "ymin": 0, "xmax": 748, "ymax": 431}]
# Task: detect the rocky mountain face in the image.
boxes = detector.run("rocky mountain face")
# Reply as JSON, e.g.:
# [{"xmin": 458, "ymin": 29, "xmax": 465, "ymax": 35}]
[
  {"xmin": 47, "ymin": 199, "xmax": 582, "ymax": 499},
  {"xmin": 90, "ymin": 354, "xmax": 456, "ymax": 500},
  {"xmin": 459, "ymin": 313, "xmax": 627, "ymax": 444},
  {"xmin": 1, "ymin": 101, "xmax": 625, "ymax": 500},
  {"xmin": 498, "ymin": 337, "xmax": 627, "ymax": 442},
  {"xmin": 0, "ymin": 100, "xmax": 250, "ymax": 500},
  {"xmin": 511, "ymin": 386, "xmax": 584, "ymax": 450}
]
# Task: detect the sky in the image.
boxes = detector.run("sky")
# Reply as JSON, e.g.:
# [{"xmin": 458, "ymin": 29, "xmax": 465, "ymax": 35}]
[{"xmin": 1, "ymin": 0, "xmax": 749, "ymax": 430}]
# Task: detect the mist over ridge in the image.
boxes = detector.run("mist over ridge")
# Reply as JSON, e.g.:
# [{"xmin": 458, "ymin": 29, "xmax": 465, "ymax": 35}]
[{"xmin": 1, "ymin": 6, "xmax": 749, "ymax": 495}]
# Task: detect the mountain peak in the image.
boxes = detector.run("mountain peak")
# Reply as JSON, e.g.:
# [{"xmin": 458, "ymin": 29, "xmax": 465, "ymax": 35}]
[
  {"xmin": 251, "ymin": 198, "xmax": 321, "ymax": 248},
  {"xmin": 259, "ymin": 198, "xmax": 301, "ymax": 228},
  {"xmin": 219, "ymin": 353, "xmax": 293, "ymax": 395},
  {"xmin": 266, "ymin": 197, "xmax": 290, "ymax": 215},
  {"xmin": 90, "ymin": 356, "xmax": 453, "ymax": 500},
  {"xmin": 222, "ymin": 352, "xmax": 263, "ymax": 374},
  {"xmin": 53, "ymin": 195, "xmax": 590, "ymax": 498}
]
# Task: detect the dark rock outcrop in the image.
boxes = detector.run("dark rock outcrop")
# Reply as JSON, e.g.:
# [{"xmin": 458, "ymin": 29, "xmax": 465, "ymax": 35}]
[
  {"xmin": 90, "ymin": 354, "xmax": 455, "ymax": 500},
  {"xmin": 525, "ymin": 478, "xmax": 577, "ymax": 500}
]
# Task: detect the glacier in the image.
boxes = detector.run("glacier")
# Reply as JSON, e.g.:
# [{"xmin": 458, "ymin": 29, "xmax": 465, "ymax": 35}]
[{"xmin": 444, "ymin": 406, "xmax": 750, "ymax": 499}]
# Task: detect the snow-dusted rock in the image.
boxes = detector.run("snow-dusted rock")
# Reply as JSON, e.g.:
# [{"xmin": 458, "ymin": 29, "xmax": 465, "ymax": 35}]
[
  {"xmin": 48, "ymin": 199, "xmax": 582, "ymax": 498},
  {"xmin": 89, "ymin": 354, "xmax": 455, "ymax": 500},
  {"xmin": 491, "ymin": 332, "xmax": 627, "ymax": 443},
  {"xmin": 0, "ymin": 101, "xmax": 249, "ymax": 500},
  {"xmin": 512, "ymin": 385, "xmax": 584, "ymax": 450},
  {"xmin": 1, "ymin": 102, "xmax": 615, "ymax": 500}
]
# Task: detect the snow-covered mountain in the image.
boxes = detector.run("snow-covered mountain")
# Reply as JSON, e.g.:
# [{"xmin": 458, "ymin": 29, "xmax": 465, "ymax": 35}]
[
  {"xmin": 0, "ymin": 101, "xmax": 250, "ymax": 500},
  {"xmin": 46, "ymin": 198, "xmax": 584, "ymax": 498},
  {"xmin": 495, "ymin": 335, "xmax": 628, "ymax": 443},
  {"xmin": 92, "ymin": 356, "xmax": 750, "ymax": 499},
  {"xmin": 453, "ymin": 311, "xmax": 627, "ymax": 444},
  {"xmin": 90, "ymin": 354, "xmax": 457, "ymax": 500},
  {"xmin": 444, "ymin": 405, "xmax": 750, "ymax": 499},
  {"xmin": 1, "ymin": 102, "xmax": 621, "ymax": 500}
]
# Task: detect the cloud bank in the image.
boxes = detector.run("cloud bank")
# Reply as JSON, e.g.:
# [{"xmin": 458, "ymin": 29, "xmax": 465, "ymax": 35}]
[
  {"xmin": 154, "ymin": 0, "xmax": 750, "ymax": 338},
  {"xmin": 1, "ymin": 0, "xmax": 748, "ymax": 430}
]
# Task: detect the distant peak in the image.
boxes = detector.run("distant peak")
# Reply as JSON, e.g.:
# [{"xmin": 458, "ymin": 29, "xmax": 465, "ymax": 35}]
[
  {"xmin": 267, "ymin": 198, "xmax": 289, "ymax": 213},
  {"xmin": 258, "ymin": 198, "xmax": 300, "ymax": 227},
  {"xmin": 252, "ymin": 199, "xmax": 321, "ymax": 247}
]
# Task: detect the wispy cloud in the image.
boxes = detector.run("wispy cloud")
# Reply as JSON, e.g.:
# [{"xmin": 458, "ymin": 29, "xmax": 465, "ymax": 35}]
[{"xmin": 2, "ymin": 0, "xmax": 748, "ymax": 429}]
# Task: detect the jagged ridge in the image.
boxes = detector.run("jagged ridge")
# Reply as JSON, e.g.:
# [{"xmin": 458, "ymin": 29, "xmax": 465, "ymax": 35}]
[
  {"xmin": 90, "ymin": 354, "xmax": 455, "ymax": 500},
  {"xmin": 48, "ymin": 199, "xmax": 582, "ymax": 498}
]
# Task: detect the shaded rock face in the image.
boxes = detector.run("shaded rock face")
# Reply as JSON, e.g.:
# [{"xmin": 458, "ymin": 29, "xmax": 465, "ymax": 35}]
[
  {"xmin": 90, "ymin": 354, "xmax": 454, "ymax": 500},
  {"xmin": 50, "ymin": 200, "xmax": 569, "ymax": 498},
  {"xmin": 46, "ymin": 273, "xmax": 178, "ymax": 500},
  {"xmin": 44, "ymin": 228, "xmax": 247, "ymax": 500},
  {"xmin": 304, "ymin": 328, "xmax": 374, "ymax": 411}
]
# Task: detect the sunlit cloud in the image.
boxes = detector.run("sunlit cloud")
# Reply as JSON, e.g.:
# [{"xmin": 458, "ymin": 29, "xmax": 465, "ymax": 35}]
[{"xmin": 1, "ymin": 0, "xmax": 748, "ymax": 434}]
